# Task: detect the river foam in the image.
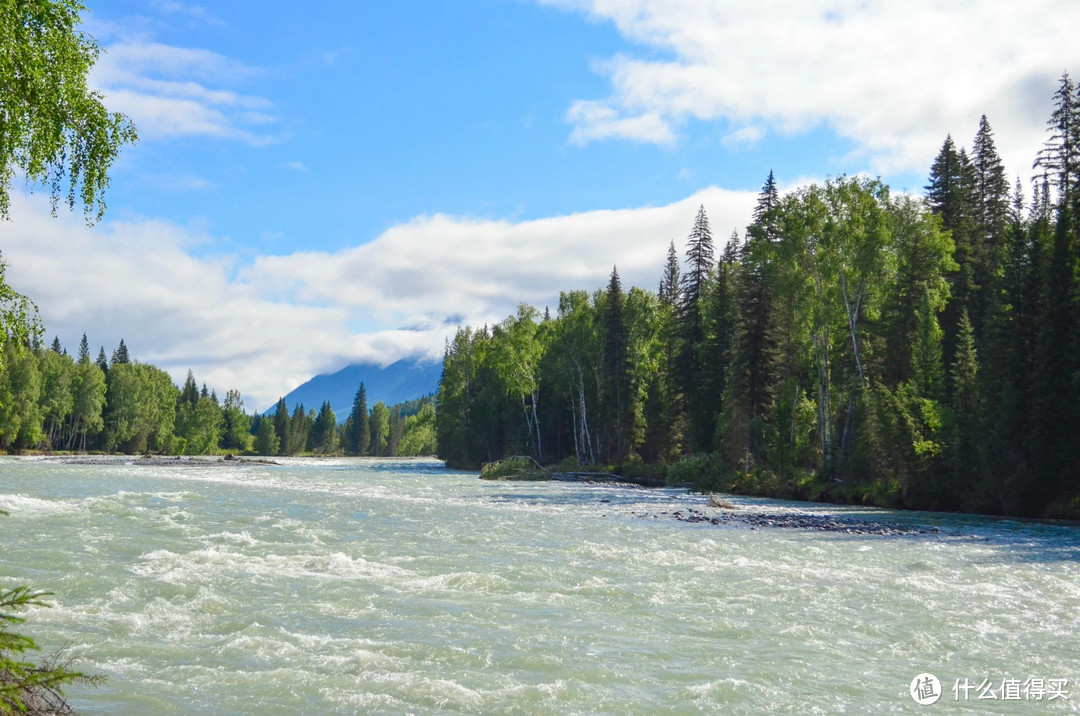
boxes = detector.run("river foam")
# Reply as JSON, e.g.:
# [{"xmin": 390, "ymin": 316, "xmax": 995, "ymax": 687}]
[{"xmin": 2, "ymin": 457, "xmax": 1078, "ymax": 714}]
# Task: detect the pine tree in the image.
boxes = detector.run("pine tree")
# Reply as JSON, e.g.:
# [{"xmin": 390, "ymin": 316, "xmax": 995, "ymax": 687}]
[
  {"xmin": 950, "ymin": 309, "xmax": 981, "ymax": 502},
  {"xmin": 95, "ymin": 347, "xmax": 108, "ymax": 374},
  {"xmin": 658, "ymin": 240, "xmax": 680, "ymax": 306},
  {"xmin": 970, "ymin": 115, "xmax": 1010, "ymax": 335},
  {"xmin": 673, "ymin": 206, "xmax": 715, "ymax": 452},
  {"xmin": 602, "ymin": 267, "xmax": 632, "ymax": 464},
  {"xmin": 926, "ymin": 136, "xmax": 977, "ymax": 387},
  {"xmin": 1029, "ymin": 206, "xmax": 1078, "ymax": 510},
  {"xmin": 110, "ymin": 339, "xmax": 129, "ymax": 366},
  {"xmin": 49, "ymin": 336, "xmax": 61, "ymax": 353},
  {"xmin": 77, "ymin": 333, "xmax": 89, "ymax": 364},
  {"xmin": 180, "ymin": 370, "xmax": 198, "ymax": 408},
  {"xmin": 699, "ymin": 231, "xmax": 739, "ymax": 450},
  {"xmin": 272, "ymin": 398, "xmax": 290, "ymax": 456},
  {"xmin": 347, "ymin": 382, "xmax": 370, "ymax": 456},
  {"xmin": 910, "ymin": 288, "xmax": 945, "ymax": 401},
  {"xmin": 255, "ymin": 415, "xmax": 279, "ymax": 456},
  {"xmin": 1033, "ymin": 72, "xmax": 1078, "ymax": 204},
  {"xmin": 724, "ymin": 174, "xmax": 782, "ymax": 461},
  {"xmin": 680, "ymin": 205, "xmax": 715, "ymax": 308},
  {"xmin": 312, "ymin": 401, "xmax": 338, "ymax": 454}
]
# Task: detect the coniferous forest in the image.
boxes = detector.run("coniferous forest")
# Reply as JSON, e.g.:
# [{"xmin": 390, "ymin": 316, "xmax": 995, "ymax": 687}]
[{"xmin": 436, "ymin": 75, "xmax": 1080, "ymax": 519}]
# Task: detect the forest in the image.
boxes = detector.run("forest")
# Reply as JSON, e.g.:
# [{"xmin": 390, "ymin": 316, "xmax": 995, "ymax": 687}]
[
  {"xmin": 0, "ymin": 328, "xmax": 437, "ymax": 458},
  {"xmin": 436, "ymin": 75, "xmax": 1080, "ymax": 519}
]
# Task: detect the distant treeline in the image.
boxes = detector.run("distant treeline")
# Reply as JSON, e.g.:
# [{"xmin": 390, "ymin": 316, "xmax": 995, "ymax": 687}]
[
  {"xmin": 436, "ymin": 74, "xmax": 1080, "ymax": 519},
  {"xmin": 0, "ymin": 334, "xmax": 436, "ymax": 457}
]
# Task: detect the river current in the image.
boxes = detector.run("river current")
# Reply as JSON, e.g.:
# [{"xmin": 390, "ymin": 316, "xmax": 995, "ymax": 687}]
[{"xmin": 1, "ymin": 456, "xmax": 1078, "ymax": 713}]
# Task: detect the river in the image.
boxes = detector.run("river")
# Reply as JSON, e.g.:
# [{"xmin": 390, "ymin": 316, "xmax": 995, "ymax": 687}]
[{"xmin": 1, "ymin": 456, "xmax": 1078, "ymax": 713}]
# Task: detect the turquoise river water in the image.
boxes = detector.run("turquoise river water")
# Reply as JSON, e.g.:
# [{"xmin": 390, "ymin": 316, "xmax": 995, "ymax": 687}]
[{"xmin": 1, "ymin": 456, "xmax": 1079, "ymax": 713}]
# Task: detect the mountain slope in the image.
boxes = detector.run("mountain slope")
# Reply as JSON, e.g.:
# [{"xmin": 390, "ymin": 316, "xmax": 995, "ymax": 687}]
[{"xmin": 269, "ymin": 357, "xmax": 442, "ymax": 420}]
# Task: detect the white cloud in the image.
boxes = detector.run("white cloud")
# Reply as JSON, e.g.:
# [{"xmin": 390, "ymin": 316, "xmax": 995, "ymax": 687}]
[
  {"xmin": 90, "ymin": 40, "xmax": 277, "ymax": 144},
  {"xmin": 280, "ymin": 161, "xmax": 308, "ymax": 172},
  {"xmin": 722, "ymin": 125, "xmax": 765, "ymax": 151},
  {"xmin": 544, "ymin": 0, "xmax": 1080, "ymax": 174},
  {"xmin": 3, "ymin": 186, "xmax": 757, "ymax": 410},
  {"xmin": 567, "ymin": 99, "xmax": 676, "ymax": 145}
]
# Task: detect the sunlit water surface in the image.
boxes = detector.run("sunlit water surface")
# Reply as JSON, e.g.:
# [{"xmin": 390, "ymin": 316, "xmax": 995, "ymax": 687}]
[{"xmin": 2, "ymin": 456, "xmax": 1078, "ymax": 713}]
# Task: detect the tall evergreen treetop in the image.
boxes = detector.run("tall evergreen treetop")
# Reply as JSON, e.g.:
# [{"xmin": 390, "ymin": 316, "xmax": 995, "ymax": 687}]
[
  {"xmin": 926, "ymin": 135, "xmax": 969, "ymax": 231},
  {"xmin": 679, "ymin": 205, "xmax": 714, "ymax": 308},
  {"xmin": 111, "ymin": 339, "xmax": 129, "ymax": 365},
  {"xmin": 1034, "ymin": 72, "xmax": 1078, "ymax": 203},
  {"xmin": 659, "ymin": 240, "xmax": 680, "ymax": 306},
  {"xmin": 973, "ymin": 115, "xmax": 1010, "ymax": 242},
  {"xmin": 77, "ymin": 333, "xmax": 89, "ymax": 363},
  {"xmin": 348, "ymin": 381, "xmax": 370, "ymax": 456},
  {"xmin": 95, "ymin": 346, "xmax": 108, "ymax": 373},
  {"xmin": 180, "ymin": 370, "xmax": 199, "ymax": 407},
  {"xmin": 750, "ymin": 170, "xmax": 781, "ymax": 244}
]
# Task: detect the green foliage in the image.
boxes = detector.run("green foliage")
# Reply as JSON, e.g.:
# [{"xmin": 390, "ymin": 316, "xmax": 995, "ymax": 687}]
[
  {"xmin": 254, "ymin": 416, "xmax": 279, "ymax": 456},
  {"xmin": 369, "ymin": 402, "xmax": 390, "ymax": 456},
  {"xmin": 397, "ymin": 402, "xmax": 436, "ymax": 456},
  {"xmin": 103, "ymin": 363, "xmax": 178, "ymax": 453},
  {"xmin": 479, "ymin": 455, "xmax": 549, "ymax": 481},
  {"xmin": 434, "ymin": 80, "xmax": 1080, "ymax": 519},
  {"xmin": 666, "ymin": 453, "xmax": 725, "ymax": 491},
  {"xmin": 0, "ymin": 0, "xmax": 137, "ymax": 222},
  {"xmin": 0, "ymin": 340, "xmax": 42, "ymax": 450},
  {"xmin": 220, "ymin": 390, "xmax": 251, "ymax": 452},
  {"xmin": 345, "ymin": 382, "xmax": 369, "ymax": 455},
  {"xmin": 310, "ymin": 401, "xmax": 338, "ymax": 454}
]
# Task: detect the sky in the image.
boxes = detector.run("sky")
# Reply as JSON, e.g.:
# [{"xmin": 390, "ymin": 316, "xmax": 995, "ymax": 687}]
[{"xmin": 3, "ymin": 0, "xmax": 1080, "ymax": 411}]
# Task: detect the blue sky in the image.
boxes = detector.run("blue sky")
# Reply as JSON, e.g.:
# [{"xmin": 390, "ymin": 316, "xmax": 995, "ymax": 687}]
[{"xmin": 5, "ymin": 0, "xmax": 1080, "ymax": 409}]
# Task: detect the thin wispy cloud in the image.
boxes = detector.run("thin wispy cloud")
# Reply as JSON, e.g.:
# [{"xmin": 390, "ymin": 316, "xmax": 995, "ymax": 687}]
[
  {"xmin": 153, "ymin": 0, "xmax": 227, "ymax": 27},
  {"xmin": 90, "ymin": 39, "xmax": 278, "ymax": 144}
]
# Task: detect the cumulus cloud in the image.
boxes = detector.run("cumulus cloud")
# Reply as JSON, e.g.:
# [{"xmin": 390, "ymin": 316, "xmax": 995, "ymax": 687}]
[
  {"xmin": 242, "ymin": 185, "xmax": 756, "ymax": 326},
  {"xmin": 544, "ymin": 0, "xmax": 1080, "ymax": 174},
  {"xmin": 3, "ymin": 187, "xmax": 756, "ymax": 410},
  {"xmin": 90, "ymin": 40, "xmax": 277, "ymax": 144}
]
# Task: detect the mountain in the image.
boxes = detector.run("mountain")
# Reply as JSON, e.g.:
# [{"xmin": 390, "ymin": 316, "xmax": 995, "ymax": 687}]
[{"xmin": 269, "ymin": 356, "xmax": 442, "ymax": 421}]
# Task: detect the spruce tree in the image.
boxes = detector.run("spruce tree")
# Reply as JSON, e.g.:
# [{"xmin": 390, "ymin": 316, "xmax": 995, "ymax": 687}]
[
  {"xmin": 926, "ymin": 136, "xmax": 977, "ymax": 388},
  {"xmin": 724, "ymin": 174, "xmax": 781, "ymax": 461},
  {"xmin": 602, "ymin": 267, "xmax": 632, "ymax": 464},
  {"xmin": 950, "ymin": 310, "xmax": 981, "ymax": 503},
  {"xmin": 77, "ymin": 333, "xmax": 89, "ymax": 363},
  {"xmin": 50, "ymin": 336, "xmax": 61, "ymax": 353},
  {"xmin": 180, "ymin": 370, "xmax": 198, "ymax": 408},
  {"xmin": 910, "ymin": 288, "xmax": 945, "ymax": 401},
  {"xmin": 673, "ymin": 206, "xmax": 715, "ymax": 452},
  {"xmin": 312, "ymin": 401, "xmax": 338, "ymax": 453},
  {"xmin": 680, "ymin": 205, "xmax": 715, "ymax": 308},
  {"xmin": 347, "ymin": 382, "xmax": 370, "ymax": 456},
  {"xmin": 1034, "ymin": 72, "xmax": 1078, "ymax": 203},
  {"xmin": 255, "ymin": 415, "xmax": 279, "ymax": 456},
  {"xmin": 272, "ymin": 398, "xmax": 290, "ymax": 456},
  {"xmin": 970, "ymin": 115, "xmax": 1010, "ymax": 335},
  {"xmin": 659, "ymin": 240, "xmax": 680, "ymax": 306},
  {"xmin": 110, "ymin": 339, "xmax": 129, "ymax": 366},
  {"xmin": 95, "ymin": 347, "xmax": 108, "ymax": 374}
]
